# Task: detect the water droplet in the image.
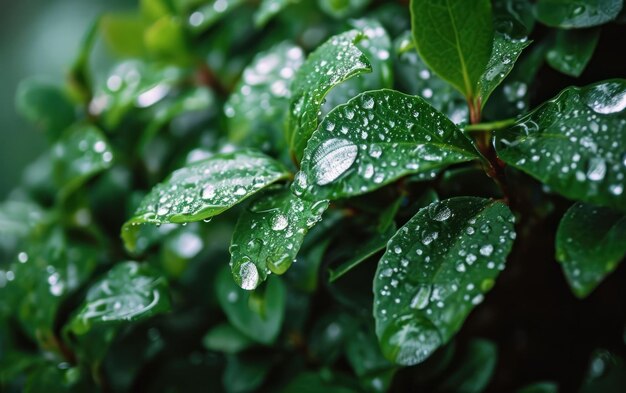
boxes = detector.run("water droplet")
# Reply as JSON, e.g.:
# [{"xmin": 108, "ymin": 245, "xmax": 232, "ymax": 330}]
[
  {"xmin": 429, "ymin": 204, "xmax": 451, "ymax": 222},
  {"xmin": 586, "ymin": 157, "xmax": 606, "ymax": 181},
  {"xmin": 362, "ymin": 96, "xmax": 375, "ymax": 109},
  {"xmin": 587, "ymin": 82, "xmax": 626, "ymax": 114},
  {"xmin": 410, "ymin": 284, "xmax": 432, "ymax": 310},
  {"xmin": 267, "ymin": 253, "xmax": 292, "ymax": 275},
  {"xmin": 238, "ymin": 261, "xmax": 259, "ymax": 290},
  {"xmin": 271, "ymin": 214, "xmax": 288, "ymax": 231},
  {"xmin": 311, "ymin": 138, "xmax": 358, "ymax": 185},
  {"xmin": 201, "ymin": 184, "xmax": 216, "ymax": 200},
  {"xmin": 479, "ymin": 244, "xmax": 494, "ymax": 257}
]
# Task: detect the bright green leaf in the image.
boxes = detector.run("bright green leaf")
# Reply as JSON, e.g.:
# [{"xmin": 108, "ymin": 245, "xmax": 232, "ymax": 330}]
[
  {"xmin": 225, "ymin": 42, "xmax": 304, "ymax": 151},
  {"xmin": 69, "ymin": 261, "xmax": 171, "ymax": 334},
  {"xmin": 216, "ymin": 268, "xmax": 286, "ymax": 344},
  {"xmin": 536, "ymin": 0, "xmax": 624, "ymax": 28},
  {"xmin": 556, "ymin": 202, "xmax": 626, "ymax": 298},
  {"xmin": 122, "ymin": 150, "xmax": 290, "ymax": 253},
  {"xmin": 478, "ymin": 33, "xmax": 531, "ymax": 108},
  {"xmin": 373, "ymin": 197, "xmax": 515, "ymax": 365},
  {"xmin": 229, "ymin": 187, "xmax": 328, "ymax": 290},
  {"xmin": 495, "ymin": 80, "xmax": 626, "ymax": 212},
  {"xmin": 295, "ymin": 89, "xmax": 478, "ymax": 200},
  {"xmin": 546, "ymin": 28, "xmax": 600, "ymax": 77},
  {"xmin": 287, "ymin": 30, "xmax": 372, "ymax": 160},
  {"xmin": 100, "ymin": 13, "xmax": 147, "ymax": 58},
  {"xmin": 410, "ymin": 0, "xmax": 494, "ymax": 100}
]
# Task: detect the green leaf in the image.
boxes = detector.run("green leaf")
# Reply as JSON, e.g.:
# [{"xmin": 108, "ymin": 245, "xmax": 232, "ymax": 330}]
[
  {"xmin": 394, "ymin": 32, "xmax": 469, "ymax": 124},
  {"xmin": 546, "ymin": 28, "xmax": 600, "ymax": 77},
  {"xmin": 216, "ymin": 268, "xmax": 286, "ymax": 344},
  {"xmin": 100, "ymin": 13, "xmax": 147, "ymax": 58},
  {"xmin": 495, "ymin": 80, "xmax": 626, "ymax": 212},
  {"xmin": 69, "ymin": 261, "xmax": 171, "ymax": 335},
  {"xmin": 478, "ymin": 33, "xmax": 531, "ymax": 108},
  {"xmin": 52, "ymin": 124, "xmax": 114, "ymax": 198},
  {"xmin": 203, "ymin": 323, "xmax": 254, "ymax": 354},
  {"xmin": 223, "ymin": 354, "xmax": 272, "ymax": 393},
  {"xmin": 255, "ymin": 0, "xmax": 300, "ymax": 27},
  {"xmin": 15, "ymin": 78, "xmax": 75, "ymax": 139},
  {"xmin": 187, "ymin": 0, "xmax": 247, "ymax": 33},
  {"xmin": 144, "ymin": 15, "xmax": 189, "ymax": 62},
  {"xmin": 410, "ymin": 0, "xmax": 494, "ymax": 100},
  {"xmin": 517, "ymin": 382, "xmax": 559, "ymax": 393},
  {"xmin": 0, "ymin": 201, "xmax": 45, "ymax": 238},
  {"xmin": 229, "ymin": 187, "xmax": 328, "ymax": 290},
  {"xmin": 493, "ymin": 0, "xmax": 536, "ymax": 37},
  {"xmin": 536, "ymin": 0, "xmax": 624, "ymax": 28},
  {"xmin": 225, "ymin": 42, "xmax": 304, "ymax": 151},
  {"xmin": 438, "ymin": 339, "xmax": 497, "ymax": 393},
  {"xmin": 318, "ymin": 0, "xmax": 371, "ymax": 19},
  {"xmin": 287, "ymin": 30, "xmax": 372, "ymax": 160},
  {"xmin": 373, "ymin": 197, "xmax": 515, "ymax": 365},
  {"xmin": 556, "ymin": 202, "xmax": 626, "ymax": 298},
  {"xmin": 122, "ymin": 150, "xmax": 290, "ymax": 253},
  {"xmin": 294, "ymin": 89, "xmax": 478, "ymax": 200},
  {"xmin": 282, "ymin": 372, "xmax": 358, "ymax": 393}
]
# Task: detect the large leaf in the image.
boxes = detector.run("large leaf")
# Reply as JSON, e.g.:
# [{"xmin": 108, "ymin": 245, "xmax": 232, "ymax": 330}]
[
  {"xmin": 225, "ymin": 42, "xmax": 304, "ymax": 151},
  {"xmin": 495, "ymin": 80, "xmax": 626, "ymax": 212},
  {"xmin": 536, "ymin": 0, "xmax": 624, "ymax": 28},
  {"xmin": 410, "ymin": 0, "xmax": 494, "ymax": 100},
  {"xmin": 216, "ymin": 268, "xmax": 286, "ymax": 344},
  {"xmin": 69, "ymin": 261, "xmax": 170, "ymax": 334},
  {"xmin": 373, "ymin": 197, "xmax": 515, "ymax": 365},
  {"xmin": 546, "ymin": 28, "xmax": 600, "ymax": 78},
  {"xmin": 122, "ymin": 150, "xmax": 290, "ymax": 253},
  {"xmin": 556, "ymin": 202, "xmax": 626, "ymax": 298},
  {"xmin": 478, "ymin": 33, "xmax": 531, "ymax": 108},
  {"xmin": 229, "ymin": 187, "xmax": 327, "ymax": 290},
  {"xmin": 295, "ymin": 89, "xmax": 478, "ymax": 200},
  {"xmin": 287, "ymin": 30, "xmax": 372, "ymax": 160}
]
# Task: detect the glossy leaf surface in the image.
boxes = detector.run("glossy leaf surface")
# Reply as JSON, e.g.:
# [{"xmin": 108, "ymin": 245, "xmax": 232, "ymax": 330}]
[
  {"xmin": 536, "ymin": 0, "xmax": 623, "ymax": 28},
  {"xmin": 546, "ymin": 28, "xmax": 600, "ymax": 77},
  {"xmin": 374, "ymin": 197, "xmax": 515, "ymax": 365}
]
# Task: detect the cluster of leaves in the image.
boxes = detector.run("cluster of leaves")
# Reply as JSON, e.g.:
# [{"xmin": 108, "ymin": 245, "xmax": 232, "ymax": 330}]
[{"xmin": 1, "ymin": 0, "xmax": 625, "ymax": 392}]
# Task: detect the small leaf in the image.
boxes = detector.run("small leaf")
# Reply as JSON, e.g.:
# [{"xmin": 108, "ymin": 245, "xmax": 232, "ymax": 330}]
[
  {"xmin": 122, "ymin": 150, "xmax": 290, "ymax": 253},
  {"xmin": 556, "ymin": 202, "xmax": 626, "ymax": 298},
  {"xmin": 100, "ymin": 13, "xmax": 147, "ymax": 57},
  {"xmin": 438, "ymin": 339, "xmax": 498, "ymax": 393},
  {"xmin": 546, "ymin": 28, "xmax": 600, "ymax": 77},
  {"xmin": 254, "ymin": 0, "xmax": 300, "ymax": 27},
  {"xmin": 517, "ymin": 382, "xmax": 559, "ymax": 393},
  {"xmin": 536, "ymin": 0, "xmax": 624, "ymax": 28},
  {"xmin": 223, "ymin": 354, "xmax": 272, "ymax": 393},
  {"xmin": 52, "ymin": 124, "xmax": 114, "ymax": 197},
  {"xmin": 216, "ymin": 268, "xmax": 286, "ymax": 344},
  {"xmin": 317, "ymin": 0, "xmax": 371, "ymax": 19},
  {"xmin": 203, "ymin": 323, "xmax": 254, "ymax": 354},
  {"xmin": 495, "ymin": 80, "xmax": 626, "ymax": 212},
  {"xmin": 225, "ymin": 42, "xmax": 304, "ymax": 151},
  {"xmin": 410, "ymin": 0, "xmax": 494, "ymax": 100},
  {"xmin": 187, "ymin": 0, "xmax": 247, "ymax": 33},
  {"xmin": 69, "ymin": 261, "xmax": 171, "ymax": 334},
  {"xmin": 478, "ymin": 33, "xmax": 531, "ymax": 108},
  {"xmin": 287, "ymin": 30, "xmax": 372, "ymax": 160},
  {"xmin": 295, "ymin": 89, "xmax": 478, "ymax": 200},
  {"xmin": 373, "ymin": 197, "xmax": 515, "ymax": 366},
  {"xmin": 229, "ymin": 187, "xmax": 328, "ymax": 290}
]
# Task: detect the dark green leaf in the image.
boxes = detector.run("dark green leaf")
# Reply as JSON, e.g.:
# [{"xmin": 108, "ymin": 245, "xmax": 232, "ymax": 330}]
[
  {"xmin": 225, "ymin": 42, "xmax": 304, "ymax": 151},
  {"xmin": 579, "ymin": 350, "xmax": 626, "ymax": 393},
  {"xmin": 295, "ymin": 89, "xmax": 478, "ymax": 200},
  {"xmin": 229, "ymin": 187, "xmax": 328, "ymax": 290},
  {"xmin": 438, "ymin": 339, "xmax": 497, "ymax": 393},
  {"xmin": 536, "ymin": 0, "xmax": 623, "ymax": 28},
  {"xmin": 255, "ymin": 0, "xmax": 300, "ymax": 26},
  {"xmin": 223, "ymin": 354, "xmax": 272, "ymax": 393},
  {"xmin": 318, "ymin": 0, "xmax": 371, "ymax": 19},
  {"xmin": 493, "ymin": 0, "xmax": 536, "ymax": 37},
  {"xmin": 345, "ymin": 325, "xmax": 393, "ymax": 377},
  {"xmin": 69, "ymin": 261, "xmax": 171, "ymax": 334},
  {"xmin": 287, "ymin": 30, "xmax": 372, "ymax": 160},
  {"xmin": 203, "ymin": 323, "xmax": 254, "ymax": 354},
  {"xmin": 216, "ymin": 268, "xmax": 286, "ymax": 344},
  {"xmin": 556, "ymin": 202, "xmax": 626, "ymax": 297},
  {"xmin": 410, "ymin": 0, "xmax": 494, "ymax": 100},
  {"xmin": 186, "ymin": 0, "xmax": 247, "ymax": 33},
  {"xmin": 122, "ymin": 150, "xmax": 290, "ymax": 253},
  {"xmin": 517, "ymin": 382, "xmax": 559, "ymax": 393},
  {"xmin": 52, "ymin": 124, "xmax": 114, "ymax": 198},
  {"xmin": 495, "ymin": 80, "xmax": 626, "ymax": 212},
  {"xmin": 282, "ymin": 372, "xmax": 358, "ymax": 393},
  {"xmin": 478, "ymin": 33, "xmax": 531, "ymax": 108},
  {"xmin": 546, "ymin": 28, "xmax": 600, "ymax": 77},
  {"xmin": 373, "ymin": 197, "xmax": 515, "ymax": 365},
  {"xmin": 15, "ymin": 78, "xmax": 75, "ymax": 139}
]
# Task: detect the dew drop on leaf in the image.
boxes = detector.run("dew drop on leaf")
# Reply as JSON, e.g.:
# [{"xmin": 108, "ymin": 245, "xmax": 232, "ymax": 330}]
[{"xmin": 311, "ymin": 138, "xmax": 358, "ymax": 185}]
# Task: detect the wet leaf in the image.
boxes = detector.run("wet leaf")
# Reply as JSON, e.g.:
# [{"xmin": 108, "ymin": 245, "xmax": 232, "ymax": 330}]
[
  {"xmin": 52, "ymin": 124, "xmax": 114, "ymax": 198},
  {"xmin": 255, "ymin": 0, "xmax": 300, "ymax": 26},
  {"xmin": 0, "ymin": 201, "xmax": 45, "ymax": 238},
  {"xmin": 556, "ymin": 202, "xmax": 626, "ymax": 298},
  {"xmin": 216, "ymin": 268, "xmax": 286, "ymax": 344},
  {"xmin": 536, "ymin": 0, "xmax": 624, "ymax": 28},
  {"xmin": 287, "ymin": 30, "xmax": 372, "ymax": 160},
  {"xmin": 318, "ymin": 0, "xmax": 371, "ymax": 19},
  {"xmin": 410, "ymin": 0, "xmax": 494, "ymax": 100},
  {"xmin": 495, "ymin": 80, "xmax": 626, "ymax": 212},
  {"xmin": 373, "ymin": 197, "xmax": 515, "ymax": 365},
  {"xmin": 229, "ymin": 187, "xmax": 327, "ymax": 290},
  {"xmin": 478, "ymin": 33, "xmax": 531, "ymax": 108},
  {"xmin": 122, "ymin": 150, "xmax": 290, "ymax": 253},
  {"xmin": 546, "ymin": 28, "xmax": 600, "ymax": 77},
  {"xmin": 295, "ymin": 89, "xmax": 478, "ymax": 200},
  {"xmin": 225, "ymin": 42, "xmax": 304, "ymax": 151},
  {"xmin": 69, "ymin": 261, "xmax": 171, "ymax": 334},
  {"xmin": 187, "ymin": 0, "xmax": 247, "ymax": 33}
]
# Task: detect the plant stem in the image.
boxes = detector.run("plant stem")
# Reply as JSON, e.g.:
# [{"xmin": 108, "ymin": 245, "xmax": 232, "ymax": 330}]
[{"xmin": 464, "ymin": 117, "xmax": 516, "ymax": 132}]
